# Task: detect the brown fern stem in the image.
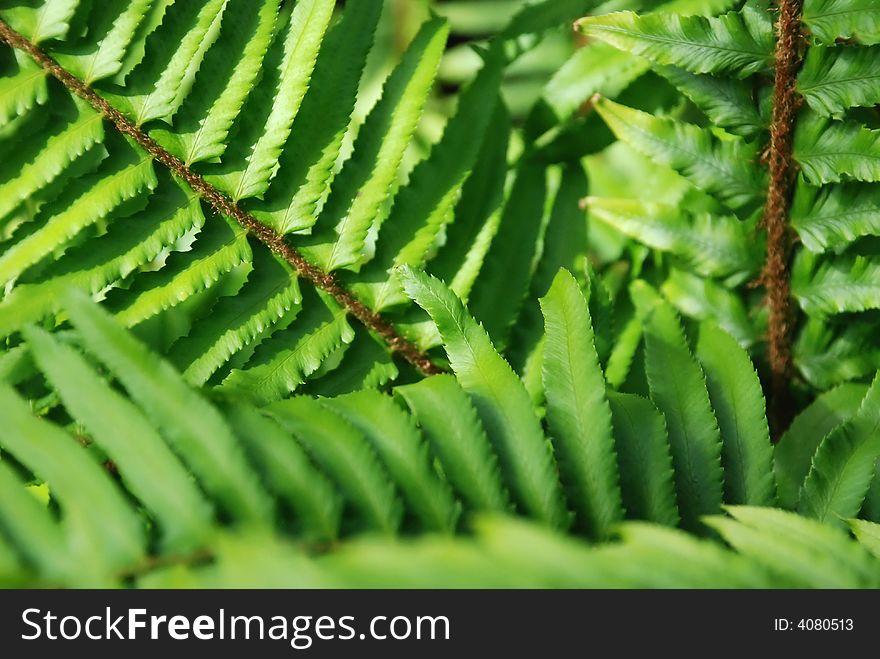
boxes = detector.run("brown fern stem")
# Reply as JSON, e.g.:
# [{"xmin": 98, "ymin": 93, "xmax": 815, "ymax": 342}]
[
  {"xmin": 0, "ymin": 19, "xmax": 444, "ymax": 376},
  {"xmin": 763, "ymin": 0, "xmax": 804, "ymax": 440}
]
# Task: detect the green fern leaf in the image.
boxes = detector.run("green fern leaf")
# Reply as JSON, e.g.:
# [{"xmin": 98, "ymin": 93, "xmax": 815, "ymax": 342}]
[
  {"xmin": 248, "ymin": 0, "xmax": 382, "ymax": 235},
  {"xmin": 395, "ymin": 374, "xmax": 511, "ymax": 514},
  {"xmin": 0, "ymin": 138, "xmax": 155, "ymax": 286},
  {"xmin": 705, "ymin": 506, "xmax": 880, "ymax": 587},
  {"xmin": 610, "ymin": 522, "xmax": 774, "ymax": 588},
  {"xmin": 848, "ymin": 518, "xmax": 880, "ymax": 559},
  {"xmin": 795, "ymin": 113, "xmax": 880, "ymax": 184},
  {"xmin": 55, "ymin": 0, "xmax": 152, "ymax": 84},
  {"xmin": 803, "ymin": 0, "xmax": 880, "ymax": 46},
  {"xmin": 111, "ymin": 219, "xmax": 252, "ymax": 327},
  {"xmin": 608, "ymin": 392, "xmax": 680, "ymax": 526},
  {"xmin": 0, "ymin": 50, "xmax": 47, "ymax": 124},
  {"xmin": 696, "ymin": 321, "xmax": 775, "ymax": 506},
  {"xmin": 108, "ymin": 0, "xmax": 228, "ymax": 126},
  {"xmin": 304, "ymin": 327, "xmax": 398, "ymax": 397},
  {"xmin": 203, "ymin": 0, "xmax": 335, "ymax": 199},
  {"xmin": 466, "ymin": 161, "xmax": 555, "ymax": 348},
  {"xmin": 226, "ymin": 403, "xmax": 342, "ymax": 542},
  {"xmin": 266, "ymin": 397, "xmax": 402, "ymax": 534},
  {"xmin": 794, "ymin": 253, "xmax": 880, "ymax": 314},
  {"xmin": 0, "ymin": 384, "xmax": 145, "ymax": 572},
  {"xmin": 151, "ymin": 0, "xmax": 278, "ymax": 166},
  {"xmin": 300, "ymin": 18, "xmax": 448, "ymax": 271},
  {"xmin": 577, "ymin": 6, "xmax": 773, "ymax": 78},
  {"xmin": 168, "ymin": 249, "xmax": 301, "ymax": 386},
  {"xmin": 661, "ymin": 268, "xmax": 759, "ymax": 346},
  {"xmin": 540, "ymin": 268, "xmax": 623, "ymax": 538},
  {"xmin": 0, "ymin": 179, "xmax": 202, "ymax": 338},
  {"xmin": 775, "ymin": 383, "xmax": 868, "ymax": 509},
  {"xmin": 353, "ymin": 48, "xmax": 505, "ymax": 312},
  {"xmin": 632, "ymin": 280, "xmax": 724, "ymax": 532},
  {"xmin": 541, "ymin": 42, "xmax": 649, "ymax": 124},
  {"xmin": 657, "ymin": 65, "xmax": 767, "ymax": 137},
  {"xmin": 62, "ymin": 290, "xmax": 273, "ymax": 525},
  {"xmin": 219, "ymin": 287, "xmax": 354, "ymax": 404},
  {"xmin": 585, "ymin": 197, "xmax": 760, "ymax": 279},
  {"xmin": 595, "ymin": 97, "xmax": 766, "ymax": 209},
  {"xmin": 795, "ymin": 317, "xmax": 880, "ymax": 388},
  {"xmin": 427, "ymin": 100, "xmax": 511, "ymax": 302},
  {"xmin": 798, "ymin": 374, "xmax": 880, "ymax": 525},
  {"xmin": 798, "ymin": 45, "xmax": 880, "ymax": 117},
  {"xmin": 0, "ymin": 459, "xmax": 73, "ymax": 582},
  {"xmin": 792, "ymin": 181, "xmax": 880, "ymax": 252},
  {"xmin": 400, "ymin": 266, "xmax": 569, "ymax": 529},
  {"xmin": 0, "ymin": 97, "xmax": 103, "ymax": 221},
  {"xmin": 323, "ymin": 390, "xmax": 460, "ymax": 533},
  {"xmin": 24, "ymin": 325, "xmax": 214, "ymax": 553},
  {"xmin": 3, "ymin": 0, "xmax": 79, "ymax": 45}
]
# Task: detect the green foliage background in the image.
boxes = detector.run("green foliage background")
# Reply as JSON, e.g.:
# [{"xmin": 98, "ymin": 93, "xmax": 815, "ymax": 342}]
[{"xmin": 1, "ymin": 0, "xmax": 880, "ymax": 587}]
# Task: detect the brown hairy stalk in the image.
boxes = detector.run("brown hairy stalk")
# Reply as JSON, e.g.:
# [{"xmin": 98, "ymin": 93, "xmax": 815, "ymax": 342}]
[
  {"xmin": 762, "ymin": 0, "xmax": 804, "ymax": 439},
  {"xmin": 0, "ymin": 19, "xmax": 443, "ymax": 376}
]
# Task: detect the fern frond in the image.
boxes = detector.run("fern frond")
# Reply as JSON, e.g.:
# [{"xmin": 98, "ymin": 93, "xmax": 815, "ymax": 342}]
[
  {"xmin": 24, "ymin": 324, "xmax": 214, "ymax": 553},
  {"xmin": 795, "ymin": 113, "xmax": 880, "ymax": 185},
  {"xmin": 540, "ymin": 268, "xmax": 623, "ymax": 538},
  {"xmin": 595, "ymin": 97, "xmax": 766, "ymax": 209},
  {"xmin": 395, "ymin": 375, "xmax": 511, "ymax": 514},
  {"xmin": 696, "ymin": 322, "xmax": 775, "ymax": 506},
  {"xmin": 150, "ymin": 0, "xmax": 278, "ymax": 166},
  {"xmin": 0, "ymin": 136, "xmax": 155, "ymax": 286},
  {"xmin": 0, "ymin": 384, "xmax": 146, "ymax": 572},
  {"xmin": 352, "ymin": 48, "xmax": 505, "ymax": 312},
  {"xmin": 267, "ymin": 396, "xmax": 403, "ymax": 535},
  {"xmin": 0, "ymin": 459, "xmax": 73, "ymax": 582},
  {"xmin": 248, "ymin": 0, "xmax": 382, "ymax": 235},
  {"xmin": 62, "ymin": 289, "xmax": 273, "ymax": 525},
  {"xmin": 657, "ymin": 65, "xmax": 767, "ymax": 137},
  {"xmin": 167, "ymin": 249, "xmax": 300, "ymax": 386},
  {"xmin": 426, "ymin": 101, "xmax": 510, "ymax": 302},
  {"xmin": 791, "ymin": 181, "xmax": 880, "ymax": 252},
  {"xmin": 400, "ymin": 266, "xmax": 569, "ymax": 529},
  {"xmin": 848, "ymin": 518, "xmax": 880, "ymax": 558},
  {"xmin": 798, "ymin": 374, "xmax": 880, "ymax": 525},
  {"xmin": 466, "ymin": 161, "xmax": 555, "ymax": 347},
  {"xmin": 577, "ymin": 6, "xmax": 774, "ymax": 78},
  {"xmin": 706, "ymin": 505, "xmax": 880, "ymax": 587},
  {"xmin": 108, "ymin": 0, "xmax": 228, "ymax": 126},
  {"xmin": 0, "ymin": 178, "xmax": 201, "ymax": 338},
  {"xmin": 110, "ymin": 219, "xmax": 251, "ymax": 327},
  {"xmin": 0, "ymin": 49, "xmax": 47, "ymax": 123},
  {"xmin": 803, "ymin": 0, "xmax": 880, "ymax": 46},
  {"xmin": 300, "ymin": 18, "xmax": 448, "ymax": 272},
  {"xmin": 226, "ymin": 403, "xmax": 342, "ymax": 542},
  {"xmin": 798, "ymin": 45, "xmax": 880, "ymax": 117},
  {"xmin": 632, "ymin": 280, "xmax": 724, "ymax": 532},
  {"xmin": 607, "ymin": 392, "xmax": 680, "ymax": 526},
  {"xmin": 774, "ymin": 383, "xmax": 868, "ymax": 509},
  {"xmin": 793, "ymin": 253, "xmax": 880, "ymax": 315},
  {"xmin": 586, "ymin": 197, "xmax": 761, "ymax": 279},
  {"xmin": 219, "ymin": 287, "xmax": 353, "ymax": 404},
  {"xmin": 3, "ymin": 0, "xmax": 79, "ymax": 45},
  {"xmin": 203, "ymin": 0, "xmax": 335, "ymax": 200},
  {"xmin": 661, "ymin": 268, "xmax": 759, "ymax": 346},
  {"xmin": 795, "ymin": 317, "xmax": 880, "ymax": 388},
  {"xmin": 53, "ymin": 0, "xmax": 152, "ymax": 85},
  {"xmin": 0, "ymin": 96, "xmax": 101, "ymax": 221},
  {"xmin": 323, "ymin": 390, "xmax": 460, "ymax": 533}
]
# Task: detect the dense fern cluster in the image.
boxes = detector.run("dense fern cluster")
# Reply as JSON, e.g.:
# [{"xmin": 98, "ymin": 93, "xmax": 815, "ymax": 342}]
[
  {"xmin": 579, "ymin": 0, "xmax": 880, "ymax": 392},
  {"xmin": 2, "ymin": 0, "xmax": 880, "ymax": 588}
]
